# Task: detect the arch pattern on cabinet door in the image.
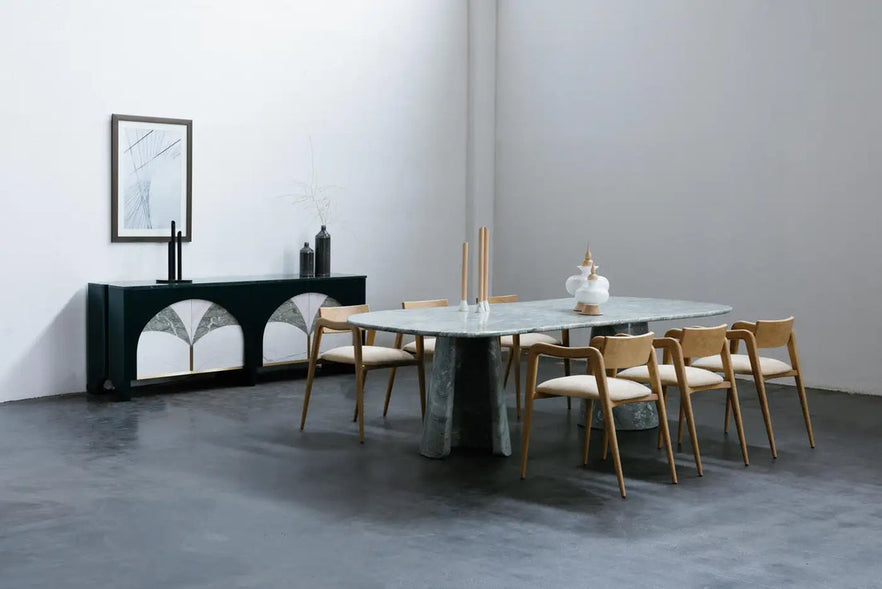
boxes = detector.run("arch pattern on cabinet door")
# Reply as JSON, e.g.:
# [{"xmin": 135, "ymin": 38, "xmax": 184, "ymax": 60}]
[
  {"xmin": 263, "ymin": 292, "xmax": 350, "ymax": 365},
  {"xmin": 137, "ymin": 299, "xmax": 244, "ymax": 379}
]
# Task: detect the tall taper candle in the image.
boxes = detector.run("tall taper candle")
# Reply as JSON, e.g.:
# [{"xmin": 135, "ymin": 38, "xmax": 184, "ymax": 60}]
[
  {"xmin": 477, "ymin": 228, "xmax": 484, "ymax": 303},
  {"xmin": 461, "ymin": 241, "xmax": 468, "ymax": 302},
  {"xmin": 482, "ymin": 226, "xmax": 489, "ymax": 302},
  {"xmin": 176, "ymin": 231, "xmax": 183, "ymax": 281},
  {"xmin": 168, "ymin": 220, "xmax": 176, "ymax": 281}
]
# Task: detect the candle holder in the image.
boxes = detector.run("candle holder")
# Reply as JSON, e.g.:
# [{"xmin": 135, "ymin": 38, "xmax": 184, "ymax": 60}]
[{"xmin": 156, "ymin": 221, "xmax": 193, "ymax": 283}]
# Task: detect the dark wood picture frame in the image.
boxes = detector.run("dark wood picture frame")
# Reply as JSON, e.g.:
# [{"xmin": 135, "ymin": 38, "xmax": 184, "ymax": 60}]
[{"xmin": 111, "ymin": 114, "xmax": 193, "ymax": 242}]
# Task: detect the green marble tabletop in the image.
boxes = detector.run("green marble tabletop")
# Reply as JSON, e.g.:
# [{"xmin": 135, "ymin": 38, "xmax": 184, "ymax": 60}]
[{"xmin": 349, "ymin": 296, "xmax": 732, "ymax": 338}]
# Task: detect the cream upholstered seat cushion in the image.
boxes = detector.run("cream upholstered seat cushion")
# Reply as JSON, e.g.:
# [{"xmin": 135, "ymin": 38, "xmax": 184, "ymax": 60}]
[
  {"xmin": 617, "ymin": 365, "xmax": 724, "ymax": 388},
  {"xmin": 691, "ymin": 354, "xmax": 792, "ymax": 376},
  {"xmin": 403, "ymin": 337, "xmax": 436, "ymax": 355},
  {"xmin": 320, "ymin": 345, "xmax": 416, "ymax": 366},
  {"xmin": 536, "ymin": 375, "xmax": 651, "ymax": 402},
  {"xmin": 500, "ymin": 333, "xmax": 559, "ymax": 348}
]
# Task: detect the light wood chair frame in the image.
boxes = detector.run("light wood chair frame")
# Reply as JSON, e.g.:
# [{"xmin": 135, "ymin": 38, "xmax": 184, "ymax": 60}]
[
  {"xmin": 488, "ymin": 294, "xmax": 572, "ymax": 418},
  {"xmin": 300, "ymin": 305, "xmax": 426, "ymax": 443},
  {"xmin": 520, "ymin": 334, "xmax": 677, "ymax": 499},
  {"xmin": 723, "ymin": 318, "xmax": 815, "ymax": 457},
  {"xmin": 652, "ymin": 327, "xmax": 749, "ymax": 476},
  {"xmin": 384, "ymin": 298, "xmax": 448, "ymax": 417}
]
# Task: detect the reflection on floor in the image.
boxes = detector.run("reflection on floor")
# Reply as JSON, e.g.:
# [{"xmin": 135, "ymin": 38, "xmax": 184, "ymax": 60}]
[{"xmin": 1, "ymin": 361, "xmax": 880, "ymax": 587}]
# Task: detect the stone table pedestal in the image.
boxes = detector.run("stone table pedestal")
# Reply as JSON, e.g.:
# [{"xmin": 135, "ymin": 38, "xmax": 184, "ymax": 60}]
[{"xmin": 419, "ymin": 336, "xmax": 511, "ymax": 458}]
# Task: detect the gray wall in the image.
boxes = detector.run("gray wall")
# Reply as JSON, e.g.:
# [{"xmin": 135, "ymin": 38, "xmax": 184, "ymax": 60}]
[{"xmin": 495, "ymin": 1, "xmax": 882, "ymax": 394}]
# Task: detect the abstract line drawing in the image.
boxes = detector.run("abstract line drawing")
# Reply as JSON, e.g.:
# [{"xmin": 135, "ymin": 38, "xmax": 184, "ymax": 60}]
[
  {"xmin": 137, "ymin": 299, "xmax": 243, "ymax": 378},
  {"xmin": 122, "ymin": 127, "xmax": 183, "ymax": 230},
  {"xmin": 263, "ymin": 293, "xmax": 343, "ymax": 365},
  {"xmin": 111, "ymin": 114, "xmax": 192, "ymax": 242}
]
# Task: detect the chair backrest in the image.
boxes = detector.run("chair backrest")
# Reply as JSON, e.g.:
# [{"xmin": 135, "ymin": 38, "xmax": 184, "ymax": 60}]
[
  {"xmin": 318, "ymin": 304, "xmax": 369, "ymax": 323},
  {"xmin": 589, "ymin": 332, "xmax": 655, "ymax": 370},
  {"xmin": 754, "ymin": 317, "xmax": 794, "ymax": 349},
  {"xmin": 317, "ymin": 304, "xmax": 374, "ymax": 343},
  {"xmin": 488, "ymin": 294, "xmax": 518, "ymax": 304},
  {"xmin": 678, "ymin": 324, "xmax": 728, "ymax": 359},
  {"xmin": 402, "ymin": 299, "xmax": 449, "ymax": 309}
]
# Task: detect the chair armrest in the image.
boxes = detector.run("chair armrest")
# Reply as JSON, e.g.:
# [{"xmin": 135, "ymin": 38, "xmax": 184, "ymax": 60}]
[
  {"xmin": 652, "ymin": 337, "xmax": 684, "ymax": 366},
  {"xmin": 726, "ymin": 328, "xmax": 758, "ymax": 357},
  {"xmin": 664, "ymin": 328, "xmax": 683, "ymax": 339},
  {"xmin": 731, "ymin": 321, "xmax": 756, "ymax": 331},
  {"xmin": 527, "ymin": 342, "xmax": 593, "ymax": 361},
  {"xmin": 314, "ymin": 317, "xmax": 363, "ymax": 347}
]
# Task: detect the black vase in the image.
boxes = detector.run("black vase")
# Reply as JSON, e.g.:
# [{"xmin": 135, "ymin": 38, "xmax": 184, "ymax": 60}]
[
  {"xmin": 299, "ymin": 242, "xmax": 315, "ymax": 278},
  {"xmin": 315, "ymin": 225, "xmax": 331, "ymax": 277}
]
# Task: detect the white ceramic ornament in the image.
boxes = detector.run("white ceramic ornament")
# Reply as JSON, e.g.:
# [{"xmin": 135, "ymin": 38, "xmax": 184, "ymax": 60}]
[{"xmin": 575, "ymin": 262, "xmax": 609, "ymax": 315}]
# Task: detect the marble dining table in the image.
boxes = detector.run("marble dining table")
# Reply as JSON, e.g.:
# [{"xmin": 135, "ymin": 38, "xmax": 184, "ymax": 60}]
[{"xmin": 349, "ymin": 297, "xmax": 731, "ymax": 459}]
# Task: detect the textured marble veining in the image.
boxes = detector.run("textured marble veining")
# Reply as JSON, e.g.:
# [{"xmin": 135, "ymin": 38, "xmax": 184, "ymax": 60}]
[{"xmin": 349, "ymin": 297, "xmax": 731, "ymax": 338}]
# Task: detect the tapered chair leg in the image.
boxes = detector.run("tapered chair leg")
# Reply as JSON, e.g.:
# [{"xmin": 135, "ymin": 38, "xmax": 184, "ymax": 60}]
[
  {"xmin": 562, "ymin": 330, "xmax": 572, "ymax": 411},
  {"xmin": 753, "ymin": 371, "xmax": 777, "ymax": 458},
  {"xmin": 601, "ymin": 424, "xmax": 609, "ymax": 461},
  {"xmin": 417, "ymin": 365, "xmax": 427, "ymax": 420},
  {"xmin": 656, "ymin": 396, "xmax": 678, "ymax": 484},
  {"xmin": 356, "ymin": 368, "xmax": 366, "ymax": 443},
  {"xmin": 657, "ymin": 386, "xmax": 668, "ymax": 449},
  {"xmin": 383, "ymin": 368, "xmax": 397, "ymax": 417},
  {"xmin": 565, "ymin": 358, "xmax": 572, "ymax": 411},
  {"xmin": 601, "ymin": 400, "xmax": 626, "ymax": 498},
  {"xmin": 728, "ymin": 387, "xmax": 749, "ymax": 466},
  {"xmin": 677, "ymin": 402, "xmax": 686, "ymax": 446},
  {"xmin": 794, "ymin": 374, "xmax": 816, "ymax": 448},
  {"xmin": 513, "ymin": 337, "xmax": 522, "ymax": 419},
  {"xmin": 503, "ymin": 351, "xmax": 513, "ymax": 388},
  {"xmin": 300, "ymin": 356, "xmax": 319, "ymax": 430},
  {"xmin": 354, "ymin": 371, "xmax": 368, "ymax": 422},
  {"xmin": 724, "ymin": 396, "xmax": 731, "ymax": 434},
  {"xmin": 681, "ymin": 393, "xmax": 703, "ymax": 476},
  {"xmin": 582, "ymin": 399, "xmax": 594, "ymax": 465},
  {"xmin": 520, "ymin": 393, "xmax": 536, "ymax": 479}
]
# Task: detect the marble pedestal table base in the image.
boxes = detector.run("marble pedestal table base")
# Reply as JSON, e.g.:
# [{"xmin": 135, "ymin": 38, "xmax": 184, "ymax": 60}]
[
  {"xmin": 420, "ymin": 336, "xmax": 511, "ymax": 459},
  {"xmin": 580, "ymin": 321, "xmax": 658, "ymax": 431}
]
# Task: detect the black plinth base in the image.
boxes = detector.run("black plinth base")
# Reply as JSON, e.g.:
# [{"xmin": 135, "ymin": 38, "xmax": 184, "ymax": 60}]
[{"xmin": 155, "ymin": 279, "xmax": 194, "ymax": 284}]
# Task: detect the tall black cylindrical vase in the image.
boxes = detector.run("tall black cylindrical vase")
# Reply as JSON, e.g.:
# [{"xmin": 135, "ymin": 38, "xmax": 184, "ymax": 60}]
[
  {"xmin": 315, "ymin": 225, "xmax": 331, "ymax": 277},
  {"xmin": 299, "ymin": 242, "xmax": 315, "ymax": 278}
]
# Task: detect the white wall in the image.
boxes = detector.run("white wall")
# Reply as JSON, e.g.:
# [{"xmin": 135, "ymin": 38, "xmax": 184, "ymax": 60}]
[
  {"xmin": 495, "ymin": 2, "xmax": 882, "ymax": 394},
  {"xmin": 0, "ymin": 0, "xmax": 467, "ymax": 402}
]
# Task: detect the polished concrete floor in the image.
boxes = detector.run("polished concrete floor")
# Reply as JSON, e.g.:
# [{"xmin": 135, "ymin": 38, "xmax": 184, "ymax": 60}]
[{"xmin": 1, "ymin": 362, "xmax": 881, "ymax": 588}]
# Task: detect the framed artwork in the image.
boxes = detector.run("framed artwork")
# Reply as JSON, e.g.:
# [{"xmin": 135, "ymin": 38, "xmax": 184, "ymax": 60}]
[{"xmin": 111, "ymin": 114, "xmax": 192, "ymax": 242}]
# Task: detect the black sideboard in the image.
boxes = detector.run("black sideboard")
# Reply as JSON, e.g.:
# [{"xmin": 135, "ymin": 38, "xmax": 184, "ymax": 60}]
[{"xmin": 87, "ymin": 274, "xmax": 366, "ymax": 399}]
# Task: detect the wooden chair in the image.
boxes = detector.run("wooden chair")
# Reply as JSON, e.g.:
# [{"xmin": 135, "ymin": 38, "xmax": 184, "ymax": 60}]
[
  {"xmin": 488, "ymin": 295, "xmax": 571, "ymax": 418},
  {"xmin": 384, "ymin": 298, "xmax": 449, "ymax": 416},
  {"xmin": 617, "ymin": 325, "xmax": 749, "ymax": 476},
  {"xmin": 300, "ymin": 304, "xmax": 426, "ymax": 443},
  {"xmin": 691, "ymin": 317, "xmax": 814, "ymax": 458},
  {"xmin": 520, "ymin": 332, "xmax": 677, "ymax": 498}
]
